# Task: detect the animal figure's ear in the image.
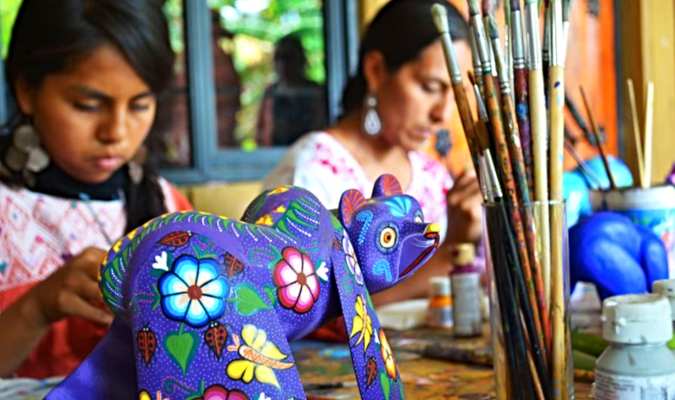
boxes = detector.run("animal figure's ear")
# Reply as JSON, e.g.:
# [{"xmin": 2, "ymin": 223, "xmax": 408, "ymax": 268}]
[
  {"xmin": 371, "ymin": 174, "xmax": 403, "ymax": 198},
  {"xmin": 339, "ymin": 189, "xmax": 367, "ymax": 226}
]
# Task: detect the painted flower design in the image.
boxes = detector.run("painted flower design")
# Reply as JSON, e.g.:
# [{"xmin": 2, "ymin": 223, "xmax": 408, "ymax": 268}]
[
  {"xmin": 200, "ymin": 384, "xmax": 248, "ymax": 400},
  {"xmin": 379, "ymin": 329, "xmax": 397, "ymax": 379},
  {"xmin": 159, "ymin": 255, "xmax": 227, "ymax": 328},
  {"xmin": 350, "ymin": 295, "xmax": 373, "ymax": 352},
  {"xmin": 342, "ymin": 231, "xmax": 364, "ymax": 285},
  {"xmin": 273, "ymin": 247, "xmax": 320, "ymax": 313}
]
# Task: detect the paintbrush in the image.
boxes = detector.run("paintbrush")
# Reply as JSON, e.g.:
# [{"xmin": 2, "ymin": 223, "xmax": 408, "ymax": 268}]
[
  {"xmin": 525, "ymin": 0, "xmax": 551, "ymax": 307},
  {"xmin": 564, "ymin": 131, "xmax": 601, "ymax": 189},
  {"xmin": 565, "ymin": 95, "xmax": 596, "ymax": 145},
  {"xmin": 626, "ymin": 79, "xmax": 645, "ymax": 188},
  {"xmin": 431, "ymin": 4, "xmax": 481, "ymax": 180},
  {"xmin": 547, "ymin": 1, "xmax": 569, "ymax": 398},
  {"xmin": 543, "ymin": 0, "xmax": 552, "ymax": 104},
  {"xmin": 484, "ymin": 156, "xmax": 538, "ymax": 399},
  {"xmin": 579, "ymin": 86, "xmax": 616, "ymax": 190},
  {"xmin": 511, "ymin": 0, "xmax": 534, "ymax": 194},
  {"xmin": 643, "ymin": 81, "xmax": 654, "ymax": 187},
  {"xmin": 472, "ymin": 3, "xmax": 551, "ymax": 390},
  {"xmin": 488, "ymin": 15, "xmax": 552, "ymax": 374}
]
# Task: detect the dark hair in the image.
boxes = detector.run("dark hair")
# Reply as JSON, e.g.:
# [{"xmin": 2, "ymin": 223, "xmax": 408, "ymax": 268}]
[
  {"xmin": 341, "ymin": 0, "xmax": 469, "ymax": 115},
  {"xmin": 5, "ymin": 0, "xmax": 175, "ymax": 233},
  {"xmin": 274, "ymin": 34, "xmax": 306, "ymax": 67}
]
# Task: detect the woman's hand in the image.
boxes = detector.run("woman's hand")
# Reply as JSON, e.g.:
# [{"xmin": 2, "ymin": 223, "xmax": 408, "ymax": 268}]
[
  {"xmin": 29, "ymin": 247, "xmax": 113, "ymax": 327},
  {"xmin": 446, "ymin": 169, "xmax": 483, "ymax": 244}
]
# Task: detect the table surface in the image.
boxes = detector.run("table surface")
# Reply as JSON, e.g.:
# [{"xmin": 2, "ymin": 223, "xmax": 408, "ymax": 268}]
[
  {"xmin": 0, "ymin": 327, "xmax": 592, "ymax": 399},
  {"xmin": 295, "ymin": 327, "xmax": 593, "ymax": 399}
]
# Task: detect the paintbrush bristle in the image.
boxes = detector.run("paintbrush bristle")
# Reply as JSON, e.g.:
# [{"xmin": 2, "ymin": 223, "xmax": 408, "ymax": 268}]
[
  {"xmin": 510, "ymin": 0, "xmax": 521, "ymax": 11},
  {"xmin": 467, "ymin": 0, "xmax": 481, "ymax": 16},
  {"xmin": 487, "ymin": 15, "xmax": 500, "ymax": 40},
  {"xmin": 431, "ymin": 4, "xmax": 449, "ymax": 34}
]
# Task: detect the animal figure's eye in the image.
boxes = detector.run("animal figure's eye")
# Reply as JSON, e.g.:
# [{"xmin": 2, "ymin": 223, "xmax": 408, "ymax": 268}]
[
  {"xmin": 378, "ymin": 226, "xmax": 398, "ymax": 250},
  {"xmin": 414, "ymin": 211, "xmax": 424, "ymax": 223}
]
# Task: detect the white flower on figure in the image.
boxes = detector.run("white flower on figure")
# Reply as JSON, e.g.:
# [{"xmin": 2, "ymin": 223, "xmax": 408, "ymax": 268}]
[
  {"xmin": 152, "ymin": 251, "xmax": 169, "ymax": 271},
  {"xmin": 342, "ymin": 231, "xmax": 364, "ymax": 285},
  {"xmin": 258, "ymin": 393, "xmax": 271, "ymax": 400},
  {"xmin": 316, "ymin": 261, "xmax": 329, "ymax": 282}
]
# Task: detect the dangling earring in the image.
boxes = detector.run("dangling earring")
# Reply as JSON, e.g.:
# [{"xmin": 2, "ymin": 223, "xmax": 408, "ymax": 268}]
[
  {"xmin": 128, "ymin": 146, "xmax": 146, "ymax": 184},
  {"xmin": 362, "ymin": 93, "xmax": 382, "ymax": 136},
  {"xmin": 1, "ymin": 122, "xmax": 49, "ymax": 186}
]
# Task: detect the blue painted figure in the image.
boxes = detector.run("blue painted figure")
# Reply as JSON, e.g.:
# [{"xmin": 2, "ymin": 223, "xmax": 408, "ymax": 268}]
[
  {"xmin": 49, "ymin": 175, "xmax": 439, "ymax": 400},
  {"xmin": 570, "ymin": 211, "xmax": 668, "ymax": 299}
]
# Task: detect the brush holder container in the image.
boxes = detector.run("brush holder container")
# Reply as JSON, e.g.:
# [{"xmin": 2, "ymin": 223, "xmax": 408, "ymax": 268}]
[{"xmin": 483, "ymin": 201, "xmax": 574, "ymax": 400}]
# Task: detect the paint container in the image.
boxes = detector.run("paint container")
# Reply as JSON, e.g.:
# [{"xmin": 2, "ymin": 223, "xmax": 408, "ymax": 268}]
[
  {"xmin": 591, "ymin": 185, "xmax": 675, "ymax": 276},
  {"xmin": 450, "ymin": 243, "xmax": 482, "ymax": 337},
  {"xmin": 652, "ymin": 278, "xmax": 675, "ymax": 352},
  {"xmin": 593, "ymin": 294, "xmax": 675, "ymax": 399},
  {"xmin": 426, "ymin": 276, "xmax": 453, "ymax": 329}
]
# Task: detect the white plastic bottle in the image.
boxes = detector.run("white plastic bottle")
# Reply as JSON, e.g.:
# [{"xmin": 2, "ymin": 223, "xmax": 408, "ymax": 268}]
[
  {"xmin": 652, "ymin": 278, "xmax": 675, "ymax": 352},
  {"xmin": 450, "ymin": 243, "xmax": 482, "ymax": 337},
  {"xmin": 593, "ymin": 294, "xmax": 675, "ymax": 400}
]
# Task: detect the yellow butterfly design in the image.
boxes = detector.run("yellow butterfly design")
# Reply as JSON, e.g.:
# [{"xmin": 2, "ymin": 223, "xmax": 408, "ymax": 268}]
[
  {"xmin": 349, "ymin": 295, "xmax": 373, "ymax": 352},
  {"xmin": 226, "ymin": 324, "xmax": 294, "ymax": 388}
]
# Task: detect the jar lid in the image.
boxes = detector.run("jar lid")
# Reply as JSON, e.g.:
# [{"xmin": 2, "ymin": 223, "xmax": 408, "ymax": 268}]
[
  {"xmin": 602, "ymin": 294, "xmax": 673, "ymax": 344},
  {"xmin": 429, "ymin": 276, "xmax": 451, "ymax": 296},
  {"xmin": 652, "ymin": 279, "xmax": 675, "ymax": 321},
  {"xmin": 451, "ymin": 243, "xmax": 475, "ymax": 266}
]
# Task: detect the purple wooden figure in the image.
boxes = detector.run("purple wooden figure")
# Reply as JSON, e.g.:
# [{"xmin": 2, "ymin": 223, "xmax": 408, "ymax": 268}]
[{"xmin": 48, "ymin": 174, "xmax": 439, "ymax": 400}]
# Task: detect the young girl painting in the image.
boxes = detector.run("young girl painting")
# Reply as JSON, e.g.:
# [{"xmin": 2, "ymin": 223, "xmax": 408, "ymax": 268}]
[{"xmin": 0, "ymin": 0, "xmax": 190, "ymax": 378}]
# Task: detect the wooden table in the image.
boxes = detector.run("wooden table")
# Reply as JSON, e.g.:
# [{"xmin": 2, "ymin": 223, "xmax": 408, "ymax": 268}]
[{"xmin": 294, "ymin": 327, "xmax": 592, "ymax": 399}]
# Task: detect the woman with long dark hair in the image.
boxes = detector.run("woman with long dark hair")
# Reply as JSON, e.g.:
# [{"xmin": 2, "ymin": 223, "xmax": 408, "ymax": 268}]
[
  {"xmin": 0, "ymin": 0, "xmax": 190, "ymax": 377},
  {"xmin": 265, "ymin": 0, "xmax": 482, "ymax": 304}
]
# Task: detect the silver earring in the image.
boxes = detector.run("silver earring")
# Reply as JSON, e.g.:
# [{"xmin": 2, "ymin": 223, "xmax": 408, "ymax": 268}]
[
  {"xmin": 1, "ymin": 123, "xmax": 49, "ymax": 186},
  {"xmin": 362, "ymin": 93, "xmax": 382, "ymax": 136}
]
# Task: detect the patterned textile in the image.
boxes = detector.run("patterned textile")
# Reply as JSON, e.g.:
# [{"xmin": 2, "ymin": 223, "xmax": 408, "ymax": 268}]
[
  {"xmin": 264, "ymin": 132, "xmax": 453, "ymax": 242},
  {"xmin": 49, "ymin": 175, "xmax": 440, "ymax": 399},
  {"xmin": 0, "ymin": 179, "xmax": 190, "ymax": 378}
]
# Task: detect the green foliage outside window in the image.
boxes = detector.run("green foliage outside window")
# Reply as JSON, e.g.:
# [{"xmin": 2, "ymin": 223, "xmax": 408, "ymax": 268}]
[
  {"xmin": 207, "ymin": 0, "xmax": 325, "ymax": 149},
  {"xmin": 0, "ymin": 0, "xmax": 22, "ymax": 58}
]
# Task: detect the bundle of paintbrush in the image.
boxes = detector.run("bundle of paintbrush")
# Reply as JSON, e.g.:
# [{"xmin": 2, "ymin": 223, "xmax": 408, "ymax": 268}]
[{"xmin": 432, "ymin": 1, "xmax": 573, "ymax": 398}]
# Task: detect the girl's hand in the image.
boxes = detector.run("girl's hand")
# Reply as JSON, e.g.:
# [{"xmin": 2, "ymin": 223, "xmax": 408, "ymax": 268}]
[
  {"xmin": 446, "ymin": 169, "xmax": 483, "ymax": 244},
  {"xmin": 29, "ymin": 247, "xmax": 113, "ymax": 327}
]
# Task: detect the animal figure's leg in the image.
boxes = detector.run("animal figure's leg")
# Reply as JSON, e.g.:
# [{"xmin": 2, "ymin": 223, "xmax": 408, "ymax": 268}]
[{"xmin": 332, "ymin": 258, "xmax": 404, "ymax": 400}]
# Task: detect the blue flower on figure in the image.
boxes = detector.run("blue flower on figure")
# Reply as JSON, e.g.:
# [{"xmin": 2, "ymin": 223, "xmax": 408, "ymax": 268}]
[{"xmin": 159, "ymin": 254, "xmax": 227, "ymax": 328}]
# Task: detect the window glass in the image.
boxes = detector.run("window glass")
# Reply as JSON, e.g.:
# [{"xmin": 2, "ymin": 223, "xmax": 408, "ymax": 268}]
[{"xmin": 209, "ymin": 0, "xmax": 327, "ymax": 150}]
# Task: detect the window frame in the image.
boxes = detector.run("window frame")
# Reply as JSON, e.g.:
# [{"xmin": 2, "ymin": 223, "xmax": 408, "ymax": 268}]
[{"xmin": 160, "ymin": 0, "xmax": 359, "ymax": 184}]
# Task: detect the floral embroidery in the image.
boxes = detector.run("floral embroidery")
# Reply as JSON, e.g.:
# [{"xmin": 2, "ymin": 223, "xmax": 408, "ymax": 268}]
[
  {"xmin": 379, "ymin": 329, "xmax": 397, "ymax": 379},
  {"xmin": 201, "ymin": 384, "xmax": 248, "ymax": 400},
  {"xmin": 226, "ymin": 324, "xmax": 294, "ymax": 388},
  {"xmin": 350, "ymin": 295, "xmax": 373, "ymax": 352},
  {"xmin": 342, "ymin": 231, "xmax": 364, "ymax": 285},
  {"xmin": 273, "ymin": 247, "xmax": 320, "ymax": 313},
  {"xmin": 158, "ymin": 255, "xmax": 227, "ymax": 328}
]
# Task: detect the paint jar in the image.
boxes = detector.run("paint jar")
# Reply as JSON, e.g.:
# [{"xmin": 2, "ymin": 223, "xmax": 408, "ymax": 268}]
[
  {"xmin": 652, "ymin": 278, "xmax": 675, "ymax": 352},
  {"xmin": 590, "ymin": 185, "xmax": 675, "ymax": 276},
  {"xmin": 450, "ymin": 243, "xmax": 482, "ymax": 337},
  {"xmin": 593, "ymin": 294, "xmax": 675, "ymax": 399},
  {"xmin": 426, "ymin": 276, "xmax": 453, "ymax": 329}
]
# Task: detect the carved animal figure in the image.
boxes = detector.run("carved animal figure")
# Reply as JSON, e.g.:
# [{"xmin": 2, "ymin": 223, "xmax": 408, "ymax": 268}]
[{"xmin": 49, "ymin": 175, "xmax": 439, "ymax": 400}]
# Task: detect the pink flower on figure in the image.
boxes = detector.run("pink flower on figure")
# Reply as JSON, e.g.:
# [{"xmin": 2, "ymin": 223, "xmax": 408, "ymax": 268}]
[
  {"xmin": 201, "ymin": 384, "xmax": 248, "ymax": 400},
  {"xmin": 273, "ymin": 247, "xmax": 320, "ymax": 314}
]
